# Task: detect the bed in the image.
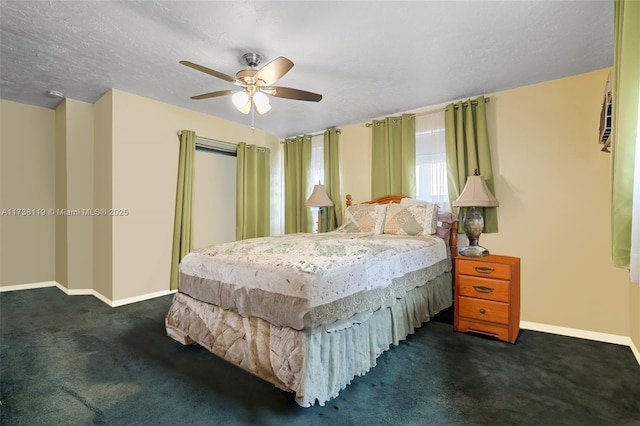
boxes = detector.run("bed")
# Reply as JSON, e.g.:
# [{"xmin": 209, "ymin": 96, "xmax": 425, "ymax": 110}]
[{"xmin": 165, "ymin": 194, "xmax": 458, "ymax": 407}]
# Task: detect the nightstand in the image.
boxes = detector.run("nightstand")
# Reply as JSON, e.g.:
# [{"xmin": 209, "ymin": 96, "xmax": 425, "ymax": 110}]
[{"xmin": 453, "ymin": 254, "xmax": 521, "ymax": 343}]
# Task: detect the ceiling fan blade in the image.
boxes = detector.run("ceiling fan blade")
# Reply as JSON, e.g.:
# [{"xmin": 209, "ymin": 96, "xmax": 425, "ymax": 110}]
[
  {"xmin": 180, "ymin": 60, "xmax": 237, "ymax": 84},
  {"xmin": 269, "ymin": 86, "xmax": 322, "ymax": 102},
  {"xmin": 190, "ymin": 90, "xmax": 234, "ymax": 100},
  {"xmin": 254, "ymin": 56, "xmax": 294, "ymax": 86}
]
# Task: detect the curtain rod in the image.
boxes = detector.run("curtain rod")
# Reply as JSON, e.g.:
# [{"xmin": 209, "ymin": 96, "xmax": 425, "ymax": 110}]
[
  {"xmin": 176, "ymin": 131, "xmax": 240, "ymax": 154},
  {"xmin": 281, "ymin": 128, "xmax": 341, "ymax": 142},
  {"xmin": 443, "ymin": 96, "xmax": 490, "ymax": 111},
  {"xmin": 365, "ymin": 97, "xmax": 491, "ymax": 127},
  {"xmin": 176, "ymin": 131, "xmax": 233, "ymax": 145},
  {"xmin": 176, "ymin": 131, "xmax": 269, "ymax": 153}
]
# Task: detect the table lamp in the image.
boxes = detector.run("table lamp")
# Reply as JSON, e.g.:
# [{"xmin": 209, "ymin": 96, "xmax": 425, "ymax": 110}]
[
  {"xmin": 305, "ymin": 182, "xmax": 333, "ymax": 233},
  {"xmin": 452, "ymin": 170, "xmax": 499, "ymax": 257}
]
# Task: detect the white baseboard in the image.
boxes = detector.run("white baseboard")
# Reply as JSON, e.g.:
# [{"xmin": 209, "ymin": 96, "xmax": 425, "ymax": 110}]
[
  {"xmin": 0, "ymin": 281, "xmax": 58, "ymax": 292},
  {"xmin": 630, "ymin": 339, "xmax": 640, "ymax": 366},
  {"xmin": 0, "ymin": 280, "xmax": 176, "ymax": 308},
  {"xmin": 521, "ymin": 320, "xmax": 639, "ymax": 366},
  {"xmin": 110, "ymin": 289, "xmax": 177, "ymax": 307}
]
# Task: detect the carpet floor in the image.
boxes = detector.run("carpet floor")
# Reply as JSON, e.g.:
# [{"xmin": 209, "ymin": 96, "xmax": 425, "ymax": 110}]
[{"xmin": 1, "ymin": 287, "xmax": 639, "ymax": 426}]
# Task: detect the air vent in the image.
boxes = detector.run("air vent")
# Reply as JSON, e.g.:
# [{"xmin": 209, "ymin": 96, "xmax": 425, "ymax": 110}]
[
  {"xmin": 599, "ymin": 70, "xmax": 612, "ymax": 153},
  {"xmin": 196, "ymin": 137, "xmax": 237, "ymax": 156}
]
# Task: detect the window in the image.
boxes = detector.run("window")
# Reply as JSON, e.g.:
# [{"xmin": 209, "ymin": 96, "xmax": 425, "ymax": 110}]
[
  {"xmin": 415, "ymin": 110, "xmax": 449, "ymax": 211},
  {"xmin": 309, "ymin": 135, "xmax": 324, "ymax": 232},
  {"xmin": 310, "ymin": 134, "xmax": 324, "ymax": 186}
]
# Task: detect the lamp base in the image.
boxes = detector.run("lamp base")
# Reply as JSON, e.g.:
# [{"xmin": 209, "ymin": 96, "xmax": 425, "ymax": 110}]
[
  {"xmin": 459, "ymin": 206, "xmax": 490, "ymax": 257},
  {"xmin": 458, "ymin": 244, "xmax": 490, "ymax": 257}
]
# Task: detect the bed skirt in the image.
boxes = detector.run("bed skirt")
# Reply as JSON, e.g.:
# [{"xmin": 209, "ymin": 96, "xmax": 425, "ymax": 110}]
[{"xmin": 165, "ymin": 271, "xmax": 452, "ymax": 407}]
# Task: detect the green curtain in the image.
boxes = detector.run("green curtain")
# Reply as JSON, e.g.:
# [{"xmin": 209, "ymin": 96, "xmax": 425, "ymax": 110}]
[
  {"xmin": 371, "ymin": 114, "xmax": 416, "ymax": 199},
  {"xmin": 170, "ymin": 130, "xmax": 196, "ymax": 291},
  {"xmin": 324, "ymin": 128, "xmax": 343, "ymax": 230},
  {"xmin": 445, "ymin": 96, "xmax": 498, "ymax": 233},
  {"xmin": 611, "ymin": 0, "xmax": 640, "ymax": 268},
  {"xmin": 236, "ymin": 142, "xmax": 271, "ymax": 240},
  {"xmin": 284, "ymin": 135, "xmax": 312, "ymax": 233}
]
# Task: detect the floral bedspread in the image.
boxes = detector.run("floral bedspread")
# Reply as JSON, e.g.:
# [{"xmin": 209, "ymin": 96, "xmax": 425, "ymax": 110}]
[{"xmin": 180, "ymin": 232, "xmax": 447, "ymax": 308}]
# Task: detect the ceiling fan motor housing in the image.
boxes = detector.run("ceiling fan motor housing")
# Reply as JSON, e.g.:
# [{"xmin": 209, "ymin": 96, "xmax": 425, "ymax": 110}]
[
  {"xmin": 236, "ymin": 69, "xmax": 259, "ymax": 86},
  {"xmin": 242, "ymin": 53, "xmax": 262, "ymax": 68}
]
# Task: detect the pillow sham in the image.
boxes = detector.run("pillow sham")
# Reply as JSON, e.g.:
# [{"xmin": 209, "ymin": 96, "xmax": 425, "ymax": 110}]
[
  {"xmin": 399, "ymin": 197, "xmax": 425, "ymax": 205},
  {"xmin": 383, "ymin": 203, "xmax": 438, "ymax": 236},
  {"xmin": 400, "ymin": 198, "xmax": 440, "ymax": 235},
  {"xmin": 336, "ymin": 203, "xmax": 387, "ymax": 234}
]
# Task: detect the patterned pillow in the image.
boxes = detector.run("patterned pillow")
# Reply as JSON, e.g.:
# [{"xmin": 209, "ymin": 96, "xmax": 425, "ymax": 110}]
[
  {"xmin": 399, "ymin": 198, "xmax": 440, "ymax": 235},
  {"xmin": 336, "ymin": 203, "xmax": 387, "ymax": 234},
  {"xmin": 383, "ymin": 203, "xmax": 439, "ymax": 236}
]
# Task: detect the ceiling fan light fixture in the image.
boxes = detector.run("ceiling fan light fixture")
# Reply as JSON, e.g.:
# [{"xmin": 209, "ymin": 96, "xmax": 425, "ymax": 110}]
[
  {"xmin": 232, "ymin": 91, "xmax": 250, "ymax": 109},
  {"xmin": 237, "ymin": 99, "xmax": 252, "ymax": 115},
  {"xmin": 253, "ymin": 91, "xmax": 271, "ymax": 115}
]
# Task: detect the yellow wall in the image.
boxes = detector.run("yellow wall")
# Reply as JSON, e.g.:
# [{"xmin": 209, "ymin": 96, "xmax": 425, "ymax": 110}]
[
  {"xmin": 0, "ymin": 100, "xmax": 56, "ymax": 286},
  {"xmin": 65, "ymin": 100, "xmax": 95, "ymax": 291},
  {"xmin": 340, "ymin": 68, "xmax": 632, "ymax": 338},
  {"xmin": 54, "ymin": 99, "xmax": 95, "ymax": 292},
  {"xmin": 93, "ymin": 92, "xmax": 114, "ymax": 300},
  {"xmin": 0, "ymin": 91, "xmax": 279, "ymax": 303},
  {"xmin": 55, "ymin": 100, "xmax": 68, "ymax": 287},
  {"xmin": 338, "ymin": 123, "xmax": 372, "ymax": 204},
  {"xmin": 107, "ymin": 89, "xmax": 280, "ymax": 301},
  {"xmin": 485, "ymin": 69, "xmax": 629, "ymax": 337}
]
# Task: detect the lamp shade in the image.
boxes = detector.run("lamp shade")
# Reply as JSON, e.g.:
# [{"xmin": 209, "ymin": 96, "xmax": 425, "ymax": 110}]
[
  {"xmin": 305, "ymin": 184, "xmax": 333, "ymax": 207},
  {"xmin": 452, "ymin": 174, "xmax": 499, "ymax": 207}
]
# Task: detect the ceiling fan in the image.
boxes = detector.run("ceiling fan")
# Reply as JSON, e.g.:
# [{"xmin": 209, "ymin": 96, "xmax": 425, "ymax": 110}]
[{"xmin": 180, "ymin": 53, "xmax": 322, "ymax": 115}]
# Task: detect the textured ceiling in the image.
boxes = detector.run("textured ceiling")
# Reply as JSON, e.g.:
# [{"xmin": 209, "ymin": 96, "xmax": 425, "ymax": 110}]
[{"xmin": 0, "ymin": 1, "xmax": 613, "ymax": 138}]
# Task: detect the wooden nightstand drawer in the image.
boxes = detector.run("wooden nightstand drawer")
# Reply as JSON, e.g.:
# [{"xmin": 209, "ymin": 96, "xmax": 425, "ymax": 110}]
[
  {"xmin": 458, "ymin": 260, "xmax": 511, "ymax": 280},
  {"xmin": 458, "ymin": 276, "xmax": 510, "ymax": 302},
  {"xmin": 458, "ymin": 296, "xmax": 509, "ymax": 325},
  {"xmin": 456, "ymin": 318, "xmax": 510, "ymax": 342}
]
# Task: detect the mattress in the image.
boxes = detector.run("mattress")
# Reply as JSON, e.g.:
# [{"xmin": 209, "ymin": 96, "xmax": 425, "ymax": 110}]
[{"xmin": 178, "ymin": 232, "xmax": 449, "ymax": 330}]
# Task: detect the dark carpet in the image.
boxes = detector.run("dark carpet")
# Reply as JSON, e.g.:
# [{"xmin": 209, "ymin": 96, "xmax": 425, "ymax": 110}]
[{"xmin": 1, "ymin": 287, "xmax": 639, "ymax": 426}]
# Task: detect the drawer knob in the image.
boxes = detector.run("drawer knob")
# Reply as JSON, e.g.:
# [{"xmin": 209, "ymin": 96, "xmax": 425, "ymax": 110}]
[
  {"xmin": 479, "ymin": 308, "xmax": 486, "ymax": 314},
  {"xmin": 473, "ymin": 266, "xmax": 495, "ymax": 274},
  {"xmin": 473, "ymin": 285, "xmax": 494, "ymax": 294}
]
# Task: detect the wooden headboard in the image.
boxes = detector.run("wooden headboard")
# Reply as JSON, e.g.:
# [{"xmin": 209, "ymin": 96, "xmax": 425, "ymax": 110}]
[{"xmin": 345, "ymin": 194, "xmax": 458, "ymax": 259}]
